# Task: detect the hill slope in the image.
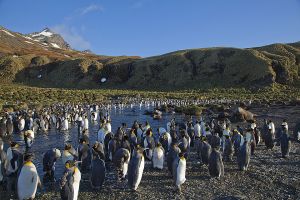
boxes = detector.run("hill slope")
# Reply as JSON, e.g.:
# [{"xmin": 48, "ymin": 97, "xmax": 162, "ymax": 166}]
[{"xmin": 0, "ymin": 26, "xmax": 299, "ymax": 90}]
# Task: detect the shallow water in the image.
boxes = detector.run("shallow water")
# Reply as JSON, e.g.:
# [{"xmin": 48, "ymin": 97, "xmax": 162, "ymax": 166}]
[{"xmin": 12, "ymin": 105, "xmax": 182, "ymax": 180}]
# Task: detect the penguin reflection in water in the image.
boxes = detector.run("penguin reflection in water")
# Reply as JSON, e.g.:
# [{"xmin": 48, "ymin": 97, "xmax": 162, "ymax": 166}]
[
  {"xmin": 17, "ymin": 153, "xmax": 41, "ymax": 200},
  {"xmin": 60, "ymin": 160, "xmax": 81, "ymax": 200},
  {"xmin": 172, "ymin": 152, "xmax": 186, "ymax": 193}
]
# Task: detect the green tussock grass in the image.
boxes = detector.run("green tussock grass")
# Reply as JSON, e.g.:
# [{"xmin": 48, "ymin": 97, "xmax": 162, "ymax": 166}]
[{"xmin": 0, "ymin": 84, "xmax": 300, "ymax": 111}]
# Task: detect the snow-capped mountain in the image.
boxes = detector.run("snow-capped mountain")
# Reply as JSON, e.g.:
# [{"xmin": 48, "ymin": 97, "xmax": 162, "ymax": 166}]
[
  {"xmin": 0, "ymin": 26, "xmax": 100, "ymax": 59},
  {"xmin": 27, "ymin": 28, "xmax": 70, "ymax": 49}
]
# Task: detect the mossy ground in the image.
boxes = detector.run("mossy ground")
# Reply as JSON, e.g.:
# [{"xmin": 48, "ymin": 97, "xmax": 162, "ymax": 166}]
[{"xmin": 1, "ymin": 84, "xmax": 300, "ymax": 111}]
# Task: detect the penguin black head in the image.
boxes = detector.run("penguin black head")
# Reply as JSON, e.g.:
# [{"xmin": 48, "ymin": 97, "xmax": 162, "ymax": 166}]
[
  {"xmin": 65, "ymin": 160, "xmax": 76, "ymax": 169},
  {"xmin": 156, "ymin": 142, "xmax": 162, "ymax": 147},
  {"xmin": 24, "ymin": 152, "xmax": 34, "ymax": 162},
  {"xmin": 146, "ymin": 129, "xmax": 153, "ymax": 137},
  {"xmin": 64, "ymin": 143, "xmax": 72, "ymax": 150},
  {"xmin": 201, "ymin": 136, "xmax": 207, "ymax": 142},
  {"xmin": 178, "ymin": 152, "xmax": 185, "ymax": 160},
  {"xmin": 10, "ymin": 141, "xmax": 19, "ymax": 148}
]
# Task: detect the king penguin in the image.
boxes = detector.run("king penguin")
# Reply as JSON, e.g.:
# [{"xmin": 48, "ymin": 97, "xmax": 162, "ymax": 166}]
[
  {"xmin": 237, "ymin": 141, "xmax": 251, "ymax": 171},
  {"xmin": 17, "ymin": 153, "xmax": 41, "ymax": 200},
  {"xmin": 90, "ymin": 153, "xmax": 106, "ymax": 190},
  {"xmin": 172, "ymin": 152, "xmax": 186, "ymax": 193},
  {"xmin": 280, "ymin": 129, "xmax": 291, "ymax": 158},
  {"xmin": 152, "ymin": 143, "xmax": 164, "ymax": 170},
  {"xmin": 200, "ymin": 137, "xmax": 212, "ymax": 165},
  {"xmin": 128, "ymin": 146, "xmax": 145, "ymax": 191},
  {"xmin": 43, "ymin": 148, "xmax": 61, "ymax": 182},
  {"xmin": 60, "ymin": 160, "xmax": 81, "ymax": 200},
  {"xmin": 208, "ymin": 148, "xmax": 224, "ymax": 178},
  {"xmin": 167, "ymin": 142, "xmax": 181, "ymax": 175},
  {"xmin": 0, "ymin": 139, "xmax": 8, "ymax": 184},
  {"xmin": 113, "ymin": 148, "xmax": 130, "ymax": 180}
]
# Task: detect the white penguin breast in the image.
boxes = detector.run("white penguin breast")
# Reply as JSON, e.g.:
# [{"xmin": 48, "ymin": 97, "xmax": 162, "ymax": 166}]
[
  {"xmin": 73, "ymin": 169, "xmax": 81, "ymax": 200},
  {"xmin": 135, "ymin": 156, "xmax": 145, "ymax": 190},
  {"xmin": 17, "ymin": 165, "xmax": 39, "ymax": 199},
  {"xmin": 153, "ymin": 148, "xmax": 164, "ymax": 169},
  {"xmin": 176, "ymin": 159, "xmax": 186, "ymax": 186}
]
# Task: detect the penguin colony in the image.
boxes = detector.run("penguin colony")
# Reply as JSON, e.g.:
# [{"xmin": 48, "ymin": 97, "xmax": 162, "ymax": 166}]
[{"xmin": 0, "ymin": 102, "xmax": 295, "ymax": 199}]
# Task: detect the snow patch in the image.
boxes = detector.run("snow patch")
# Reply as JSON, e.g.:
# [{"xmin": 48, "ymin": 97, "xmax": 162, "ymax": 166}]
[
  {"xmin": 64, "ymin": 54, "xmax": 71, "ymax": 58},
  {"xmin": 0, "ymin": 29, "xmax": 15, "ymax": 37},
  {"xmin": 23, "ymin": 36, "xmax": 34, "ymax": 40},
  {"xmin": 51, "ymin": 43, "xmax": 61, "ymax": 48},
  {"xmin": 31, "ymin": 30, "xmax": 53, "ymax": 37},
  {"xmin": 25, "ymin": 41, "xmax": 34, "ymax": 44}
]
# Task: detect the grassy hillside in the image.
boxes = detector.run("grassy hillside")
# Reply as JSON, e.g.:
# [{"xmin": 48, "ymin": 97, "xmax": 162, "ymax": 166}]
[{"xmin": 0, "ymin": 26, "xmax": 300, "ymax": 90}]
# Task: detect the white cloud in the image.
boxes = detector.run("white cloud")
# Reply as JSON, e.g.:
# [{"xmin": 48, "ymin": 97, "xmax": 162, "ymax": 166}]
[
  {"xmin": 80, "ymin": 4, "xmax": 103, "ymax": 15},
  {"xmin": 51, "ymin": 24, "xmax": 91, "ymax": 50}
]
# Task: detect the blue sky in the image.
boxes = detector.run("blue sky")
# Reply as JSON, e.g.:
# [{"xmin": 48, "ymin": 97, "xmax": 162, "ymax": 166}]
[{"xmin": 0, "ymin": 0, "xmax": 300, "ymax": 57}]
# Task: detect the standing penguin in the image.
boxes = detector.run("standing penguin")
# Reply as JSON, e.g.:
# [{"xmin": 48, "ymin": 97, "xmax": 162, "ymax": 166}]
[
  {"xmin": 143, "ymin": 129, "xmax": 155, "ymax": 160},
  {"xmin": 232, "ymin": 129, "xmax": 244, "ymax": 156},
  {"xmin": 108, "ymin": 137, "xmax": 119, "ymax": 161},
  {"xmin": 92, "ymin": 142, "xmax": 105, "ymax": 160},
  {"xmin": 223, "ymin": 135, "xmax": 233, "ymax": 162},
  {"xmin": 61, "ymin": 117, "xmax": 69, "ymax": 131},
  {"xmin": 245, "ymin": 129, "xmax": 256, "ymax": 155},
  {"xmin": 167, "ymin": 142, "xmax": 181, "ymax": 175},
  {"xmin": 43, "ymin": 148, "xmax": 61, "ymax": 183},
  {"xmin": 237, "ymin": 141, "xmax": 251, "ymax": 171},
  {"xmin": 280, "ymin": 128, "xmax": 291, "ymax": 158},
  {"xmin": 159, "ymin": 131, "xmax": 172, "ymax": 152},
  {"xmin": 62, "ymin": 144, "xmax": 78, "ymax": 165},
  {"xmin": 128, "ymin": 146, "xmax": 145, "ymax": 191},
  {"xmin": 152, "ymin": 143, "xmax": 165, "ymax": 170},
  {"xmin": 60, "ymin": 160, "xmax": 81, "ymax": 200},
  {"xmin": 17, "ymin": 153, "xmax": 41, "ymax": 200},
  {"xmin": 90, "ymin": 154, "xmax": 105, "ymax": 190},
  {"xmin": 24, "ymin": 130, "xmax": 35, "ymax": 150},
  {"xmin": 77, "ymin": 138, "xmax": 91, "ymax": 173},
  {"xmin": 18, "ymin": 116, "xmax": 25, "ymax": 133},
  {"xmin": 172, "ymin": 153, "xmax": 186, "ymax": 193},
  {"xmin": 0, "ymin": 139, "xmax": 8, "ymax": 184},
  {"xmin": 6, "ymin": 117, "xmax": 14, "ymax": 136},
  {"xmin": 113, "ymin": 148, "xmax": 130, "ymax": 180},
  {"xmin": 83, "ymin": 116, "xmax": 89, "ymax": 131},
  {"xmin": 200, "ymin": 137, "xmax": 212, "ymax": 165},
  {"xmin": 265, "ymin": 127, "xmax": 275, "ymax": 150},
  {"xmin": 6, "ymin": 141, "xmax": 23, "ymax": 193},
  {"xmin": 208, "ymin": 148, "xmax": 224, "ymax": 178},
  {"xmin": 0, "ymin": 117, "xmax": 7, "ymax": 137},
  {"xmin": 178, "ymin": 130, "xmax": 190, "ymax": 159}
]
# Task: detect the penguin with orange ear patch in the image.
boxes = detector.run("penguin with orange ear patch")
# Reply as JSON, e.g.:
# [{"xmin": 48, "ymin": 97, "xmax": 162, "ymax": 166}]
[
  {"xmin": 17, "ymin": 152, "xmax": 41, "ymax": 200},
  {"xmin": 60, "ymin": 160, "xmax": 81, "ymax": 200},
  {"xmin": 128, "ymin": 145, "xmax": 145, "ymax": 191},
  {"xmin": 172, "ymin": 152, "xmax": 186, "ymax": 193}
]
